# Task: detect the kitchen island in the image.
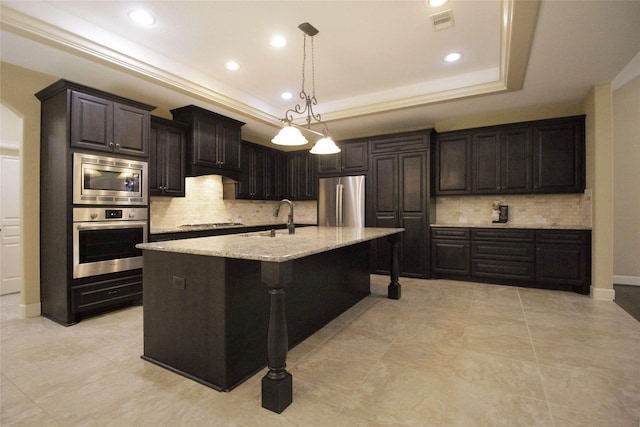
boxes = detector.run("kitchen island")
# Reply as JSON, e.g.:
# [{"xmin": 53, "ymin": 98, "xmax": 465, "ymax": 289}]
[{"xmin": 137, "ymin": 226, "xmax": 402, "ymax": 413}]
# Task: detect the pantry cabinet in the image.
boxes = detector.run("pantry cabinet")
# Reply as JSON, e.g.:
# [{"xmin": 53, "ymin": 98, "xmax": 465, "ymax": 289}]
[
  {"xmin": 368, "ymin": 130, "xmax": 434, "ymax": 278},
  {"xmin": 149, "ymin": 116, "xmax": 187, "ymax": 197}
]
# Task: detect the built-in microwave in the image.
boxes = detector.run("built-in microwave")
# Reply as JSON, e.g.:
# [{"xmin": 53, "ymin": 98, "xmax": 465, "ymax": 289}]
[{"xmin": 73, "ymin": 153, "xmax": 148, "ymax": 206}]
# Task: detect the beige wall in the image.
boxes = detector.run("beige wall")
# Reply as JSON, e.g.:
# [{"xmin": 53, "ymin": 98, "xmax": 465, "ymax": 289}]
[
  {"xmin": 0, "ymin": 62, "xmax": 58, "ymax": 316},
  {"xmin": 613, "ymin": 75, "xmax": 640, "ymax": 283}
]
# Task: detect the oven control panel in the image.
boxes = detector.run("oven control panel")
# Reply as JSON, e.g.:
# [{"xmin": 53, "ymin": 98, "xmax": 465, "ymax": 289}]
[{"xmin": 73, "ymin": 207, "xmax": 148, "ymax": 222}]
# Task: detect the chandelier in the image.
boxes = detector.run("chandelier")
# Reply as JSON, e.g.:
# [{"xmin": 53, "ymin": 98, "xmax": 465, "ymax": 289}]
[{"xmin": 272, "ymin": 22, "xmax": 341, "ymax": 155}]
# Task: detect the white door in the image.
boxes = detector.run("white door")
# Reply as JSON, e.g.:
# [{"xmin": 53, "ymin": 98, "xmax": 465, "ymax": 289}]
[{"xmin": 0, "ymin": 155, "xmax": 22, "ymax": 295}]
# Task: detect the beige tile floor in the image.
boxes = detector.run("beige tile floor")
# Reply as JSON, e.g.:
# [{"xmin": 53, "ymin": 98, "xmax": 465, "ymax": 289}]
[{"xmin": 2, "ymin": 276, "xmax": 639, "ymax": 426}]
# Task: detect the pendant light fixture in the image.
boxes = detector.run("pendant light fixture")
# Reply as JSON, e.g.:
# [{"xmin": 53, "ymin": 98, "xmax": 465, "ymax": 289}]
[{"xmin": 272, "ymin": 22, "xmax": 340, "ymax": 155}]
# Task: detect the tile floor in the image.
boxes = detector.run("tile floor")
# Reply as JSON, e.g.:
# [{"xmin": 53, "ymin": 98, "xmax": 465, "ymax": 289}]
[{"xmin": 2, "ymin": 276, "xmax": 639, "ymax": 426}]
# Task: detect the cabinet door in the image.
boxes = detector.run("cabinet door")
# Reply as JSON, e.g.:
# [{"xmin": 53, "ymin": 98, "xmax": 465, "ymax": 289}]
[
  {"xmin": 431, "ymin": 240, "xmax": 470, "ymax": 276},
  {"xmin": 163, "ymin": 126, "xmax": 186, "ymax": 196},
  {"xmin": 317, "ymin": 152, "xmax": 341, "ymax": 175},
  {"xmin": 264, "ymin": 150, "xmax": 284, "ymax": 200},
  {"xmin": 370, "ymin": 154, "xmax": 399, "ymax": 274},
  {"xmin": 193, "ymin": 117, "xmax": 219, "ymax": 167},
  {"xmin": 399, "ymin": 152, "xmax": 428, "ymax": 277},
  {"xmin": 436, "ymin": 134, "xmax": 471, "ymax": 194},
  {"xmin": 342, "ymin": 142, "xmax": 368, "ymax": 173},
  {"xmin": 236, "ymin": 142, "xmax": 255, "ymax": 199},
  {"xmin": 502, "ymin": 127, "xmax": 532, "ymax": 193},
  {"xmin": 471, "ymin": 132, "xmax": 501, "ymax": 193},
  {"xmin": 286, "ymin": 151, "xmax": 317, "ymax": 200},
  {"xmin": 70, "ymin": 91, "xmax": 113, "ymax": 152},
  {"xmin": 533, "ymin": 119, "xmax": 584, "ymax": 193},
  {"xmin": 149, "ymin": 125, "xmax": 162, "ymax": 195},
  {"xmin": 218, "ymin": 120, "xmax": 241, "ymax": 170},
  {"xmin": 536, "ymin": 244, "xmax": 589, "ymax": 285},
  {"xmin": 113, "ymin": 102, "xmax": 149, "ymax": 157}
]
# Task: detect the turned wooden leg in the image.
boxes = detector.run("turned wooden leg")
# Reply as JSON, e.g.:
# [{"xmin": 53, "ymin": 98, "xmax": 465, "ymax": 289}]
[
  {"xmin": 388, "ymin": 234, "xmax": 401, "ymax": 300},
  {"xmin": 260, "ymin": 261, "xmax": 293, "ymax": 413}
]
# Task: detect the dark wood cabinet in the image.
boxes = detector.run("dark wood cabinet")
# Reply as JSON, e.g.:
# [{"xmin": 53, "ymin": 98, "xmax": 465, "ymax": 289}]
[
  {"xmin": 431, "ymin": 226, "xmax": 591, "ymax": 294},
  {"xmin": 171, "ymin": 105, "xmax": 244, "ymax": 181},
  {"xmin": 369, "ymin": 130, "xmax": 433, "ymax": 278},
  {"xmin": 286, "ymin": 150, "xmax": 317, "ymax": 200},
  {"xmin": 533, "ymin": 117, "xmax": 585, "ymax": 193},
  {"xmin": 35, "ymin": 80, "xmax": 154, "ymax": 325},
  {"xmin": 70, "ymin": 89, "xmax": 152, "ymax": 158},
  {"xmin": 318, "ymin": 140, "xmax": 368, "ymax": 175},
  {"xmin": 435, "ymin": 133, "xmax": 471, "ymax": 195},
  {"xmin": 435, "ymin": 116, "xmax": 584, "ymax": 195},
  {"xmin": 431, "ymin": 228, "xmax": 470, "ymax": 276},
  {"xmin": 471, "ymin": 127, "xmax": 532, "ymax": 194},
  {"xmin": 535, "ymin": 229, "xmax": 591, "ymax": 294},
  {"xmin": 150, "ymin": 116, "xmax": 187, "ymax": 197},
  {"xmin": 236, "ymin": 141, "xmax": 285, "ymax": 200}
]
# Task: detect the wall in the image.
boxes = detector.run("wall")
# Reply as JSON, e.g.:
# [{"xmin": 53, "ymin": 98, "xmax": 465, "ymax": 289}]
[
  {"xmin": 0, "ymin": 63, "xmax": 58, "ymax": 317},
  {"xmin": 612, "ymin": 74, "xmax": 640, "ymax": 285},
  {"xmin": 150, "ymin": 175, "xmax": 317, "ymax": 231}
]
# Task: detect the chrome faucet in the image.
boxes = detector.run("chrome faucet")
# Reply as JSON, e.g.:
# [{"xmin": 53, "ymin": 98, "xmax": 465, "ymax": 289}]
[{"xmin": 274, "ymin": 199, "xmax": 295, "ymax": 234}]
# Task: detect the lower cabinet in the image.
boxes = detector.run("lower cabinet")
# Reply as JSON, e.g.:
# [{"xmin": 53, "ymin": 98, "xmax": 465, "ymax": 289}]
[
  {"xmin": 431, "ymin": 227, "xmax": 591, "ymax": 294},
  {"xmin": 71, "ymin": 273, "xmax": 143, "ymax": 315}
]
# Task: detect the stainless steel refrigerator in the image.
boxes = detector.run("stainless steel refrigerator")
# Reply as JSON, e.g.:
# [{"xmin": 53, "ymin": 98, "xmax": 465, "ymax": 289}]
[{"xmin": 318, "ymin": 175, "xmax": 365, "ymax": 227}]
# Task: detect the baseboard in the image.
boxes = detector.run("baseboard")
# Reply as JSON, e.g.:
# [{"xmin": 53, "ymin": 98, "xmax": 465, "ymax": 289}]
[
  {"xmin": 613, "ymin": 275, "xmax": 640, "ymax": 286},
  {"xmin": 592, "ymin": 287, "xmax": 615, "ymax": 301},
  {"xmin": 20, "ymin": 302, "xmax": 41, "ymax": 318}
]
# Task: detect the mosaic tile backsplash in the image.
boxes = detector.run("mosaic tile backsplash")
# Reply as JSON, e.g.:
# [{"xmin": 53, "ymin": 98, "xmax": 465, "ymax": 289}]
[
  {"xmin": 435, "ymin": 190, "xmax": 592, "ymax": 228},
  {"xmin": 150, "ymin": 175, "xmax": 317, "ymax": 230},
  {"xmin": 150, "ymin": 176, "xmax": 591, "ymax": 231}
]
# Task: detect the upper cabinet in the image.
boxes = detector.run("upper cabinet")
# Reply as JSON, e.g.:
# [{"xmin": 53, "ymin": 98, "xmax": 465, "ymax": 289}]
[
  {"xmin": 286, "ymin": 150, "xmax": 318, "ymax": 200},
  {"xmin": 171, "ymin": 105, "xmax": 245, "ymax": 181},
  {"xmin": 35, "ymin": 81, "xmax": 155, "ymax": 159},
  {"xmin": 435, "ymin": 115, "xmax": 585, "ymax": 196},
  {"xmin": 317, "ymin": 140, "xmax": 368, "ymax": 176},
  {"xmin": 149, "ymin": 116, "xmax": 187, "ymax": 197},
  {"xmin": 532, "ymin": 117, "xmax": 585, "ymax": 193},
  {"xmin": 236, "ymin": 141, "xmax": 285, "ymax": 200}
]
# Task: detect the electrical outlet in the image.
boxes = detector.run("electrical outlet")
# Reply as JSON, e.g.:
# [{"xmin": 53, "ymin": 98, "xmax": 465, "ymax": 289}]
[{"xmin": 172, "ymin": 276, "xmax": 186, "ymax": 290}]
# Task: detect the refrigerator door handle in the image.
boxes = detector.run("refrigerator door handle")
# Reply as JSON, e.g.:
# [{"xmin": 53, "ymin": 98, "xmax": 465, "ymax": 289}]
[{"xmin": 336, "ymin": 184, "xmax": 343, "ymax": 226}]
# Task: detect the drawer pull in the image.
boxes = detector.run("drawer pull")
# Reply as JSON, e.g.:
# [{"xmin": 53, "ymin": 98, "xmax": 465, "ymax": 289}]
[{"xmin": 107, "ymin": 290, "xmax": 120, "ymax": 295}]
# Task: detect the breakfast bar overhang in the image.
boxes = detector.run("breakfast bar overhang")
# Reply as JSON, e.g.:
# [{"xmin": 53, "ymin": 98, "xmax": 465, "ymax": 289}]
[{"xmin": 137, "ymin": 226, "xmax": 403, "ymax": 413}]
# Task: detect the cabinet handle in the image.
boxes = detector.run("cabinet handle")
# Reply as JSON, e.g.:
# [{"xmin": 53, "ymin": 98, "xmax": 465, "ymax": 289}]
[
  {"xmin": 108, "ymin": 142, "xmax": 114, "ymax": 147},
  {"xmin": 115, "ymin": 143, "xmax": 121, "ymax": 149},
  {"xmin": 107, "ymin": 290, "xmax": 119, "ymax": 295}
]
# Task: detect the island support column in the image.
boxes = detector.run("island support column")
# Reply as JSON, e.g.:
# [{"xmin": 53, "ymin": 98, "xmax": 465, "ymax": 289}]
[
  {"xmin": 261, "ymin": 261, "xmax": 293, "ymax": 413},
  {"xmin": 388, "ymin": 233, "xmax": 401, "ymax": 300}
]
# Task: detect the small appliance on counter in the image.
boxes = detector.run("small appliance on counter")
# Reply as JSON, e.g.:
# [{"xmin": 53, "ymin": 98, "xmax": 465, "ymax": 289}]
[{"xmin": 491, "ymin": 201, "xmax": 509, "ymax": 223}]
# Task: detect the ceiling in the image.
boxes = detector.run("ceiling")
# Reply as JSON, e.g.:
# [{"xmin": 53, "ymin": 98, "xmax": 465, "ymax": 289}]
[{"xmin": 2, "ymin": 1, "xmax": 640, "ymax": 148}]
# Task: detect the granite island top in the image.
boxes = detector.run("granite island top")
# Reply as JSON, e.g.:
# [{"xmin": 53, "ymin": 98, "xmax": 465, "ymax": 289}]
[
  {"xmin": 431, "ymin": 223, "xmax": 591, "ymax": 230},
  {"xmin": 150, "ymin": 221, "xmax": 318, "ymax": 235},
  {"xmin": 138, "ymin": 226, "xmax": 402, "ymax": 263}
]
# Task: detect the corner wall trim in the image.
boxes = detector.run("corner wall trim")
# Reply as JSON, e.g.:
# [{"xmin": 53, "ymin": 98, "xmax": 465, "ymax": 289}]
[
  {"xmin": 20, "ymin": 302, "xmax": 41, "ymax": 318},
  {"xmin": 592, "ymin": 287, "xmax": 615, "ymax": 302},
  {"xmin": 613, "ymin": 275, "xmax": 640, "ymax": 286}
]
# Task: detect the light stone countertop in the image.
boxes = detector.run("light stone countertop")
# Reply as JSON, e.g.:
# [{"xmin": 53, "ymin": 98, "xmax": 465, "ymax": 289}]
[
  {"xmin": 150, "ymin": 221, "xmax": 318, "ymax": 235},
  {"xmin": 137, "ymin": 226, "xmax": 402, "ymax": 263},
  {"xmin": 431, "ymin": 223, "xmax": 591, "ymax": 230}
]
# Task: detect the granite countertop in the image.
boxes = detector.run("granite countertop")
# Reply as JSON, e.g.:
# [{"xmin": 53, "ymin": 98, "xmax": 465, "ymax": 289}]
[
  {"xmin": 138, "ymin": 226, "xmax": 402, "ymax": 262},
  {"xmin": 150, "ymin": 221, "xmax": 318, "ymax": 235},
  {"xmin": 431, "ymin": 223, "xmax": 591, "ymax": 230}
]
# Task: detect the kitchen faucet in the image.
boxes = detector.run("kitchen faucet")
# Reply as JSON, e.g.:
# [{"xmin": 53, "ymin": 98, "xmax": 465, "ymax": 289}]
[{"xmin": 274, "ymin": 199, "xmax": 295, "ymax": 234}]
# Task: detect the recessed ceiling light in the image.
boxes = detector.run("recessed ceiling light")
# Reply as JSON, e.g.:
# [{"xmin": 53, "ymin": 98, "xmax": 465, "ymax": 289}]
[
  {"xmin": 281, "ymin": 92, "xmax": 293, "ymax": 100},
  {"xmin": 225, "ymin": 61, "xmax": 240, "ymax": 71},
  {"xmin": 271, "ymin": 36, "xmax": 286, "ymax": 48},
  {"xmin": 444, "ymin": 52, "xmax": 462, "ymax": 62},
  {"xmin": 129, "ymin": 10, "xmax": 155, "ymax": 26},
  {"xmin": 427, "ymin": 0, "xmax": 448, "ymax": 6}
]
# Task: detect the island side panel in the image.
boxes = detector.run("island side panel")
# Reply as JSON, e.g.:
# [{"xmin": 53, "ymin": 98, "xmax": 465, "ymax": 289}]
[{"xmin": 142, "ymin": 251, "xmax": 228, "ymax": 390}]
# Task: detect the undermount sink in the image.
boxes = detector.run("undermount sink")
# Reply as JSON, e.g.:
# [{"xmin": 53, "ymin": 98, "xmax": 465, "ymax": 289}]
[{"xmin": 242, "ymin": 230, "xmax": 292, "ymax": 238}]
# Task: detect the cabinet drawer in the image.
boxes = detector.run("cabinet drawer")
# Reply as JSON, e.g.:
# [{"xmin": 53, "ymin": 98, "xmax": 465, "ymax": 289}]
[
  {"xmin": 431, "ymin": 227, "xmax": 470, "ymax": 240},
  {"xmin": 471, "ymin": 241, "xmax": 535, "ymax": 262},
  {"xmin": 72, "ymin": 276, "xmax": 142, "ymax": 313},
  {"xmin": 472, "ymin": 260, "xmax": 535, "ymax": 281},
  {"xmin": 471, "ymin": 228, "xmax": 534, "ymax": 242},
  {"xmin": 536, "ymin": 230, "xmax": 589, "ymax": 245}
]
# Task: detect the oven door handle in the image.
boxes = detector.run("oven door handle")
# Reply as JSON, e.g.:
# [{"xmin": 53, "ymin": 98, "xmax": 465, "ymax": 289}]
[{"xmin": 76, "ymin": 221, "xmax": 148, "ymax": 231}]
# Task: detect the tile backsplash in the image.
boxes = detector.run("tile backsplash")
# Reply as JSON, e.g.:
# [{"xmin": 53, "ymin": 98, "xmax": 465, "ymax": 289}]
[
  {"xmin": 435, "ymin": 190, "xmax": 592, "ymax": 228},
  {"xmin": 150, "ymin": 175, "xmax": 317, "ymax": 230}
]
